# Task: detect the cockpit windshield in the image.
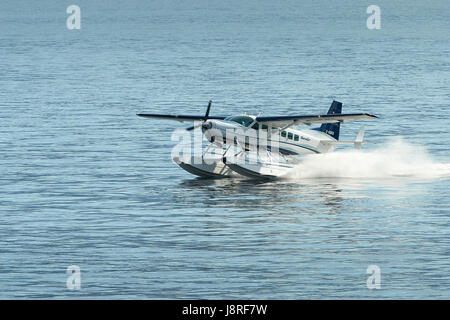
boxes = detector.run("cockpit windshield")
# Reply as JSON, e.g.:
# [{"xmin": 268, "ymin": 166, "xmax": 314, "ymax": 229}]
[{"xmin": 225, "ymin": 116, "xmax": 255, "ymax": 127}]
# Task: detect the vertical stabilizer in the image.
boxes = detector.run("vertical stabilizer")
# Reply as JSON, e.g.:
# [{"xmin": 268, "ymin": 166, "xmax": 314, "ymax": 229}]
[{"xmin": 317, "ymin": 100, "xmax": 342, "ymax": 140}]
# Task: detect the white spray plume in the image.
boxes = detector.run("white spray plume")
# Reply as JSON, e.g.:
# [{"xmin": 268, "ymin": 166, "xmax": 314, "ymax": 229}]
[{"xmin": 287, "ymin": 137, "xmax": 450, "ymax": 180}]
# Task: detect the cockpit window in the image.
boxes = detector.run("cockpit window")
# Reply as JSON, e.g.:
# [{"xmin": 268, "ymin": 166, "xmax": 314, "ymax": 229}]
[{"xmin": 225, "ymin": 116, "xmax": 255, "ymax": 127}]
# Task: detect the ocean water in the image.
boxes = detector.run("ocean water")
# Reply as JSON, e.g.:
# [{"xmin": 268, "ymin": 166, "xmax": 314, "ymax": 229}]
[{"xmin": 0, "ymin": 0, "xmax": 449, "ymax": 299}]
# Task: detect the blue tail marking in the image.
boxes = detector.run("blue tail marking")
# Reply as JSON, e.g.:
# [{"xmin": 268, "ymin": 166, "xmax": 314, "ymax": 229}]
[{"xmin": 315, "ymin": 100, "xmax": 342, "ymax": 140}]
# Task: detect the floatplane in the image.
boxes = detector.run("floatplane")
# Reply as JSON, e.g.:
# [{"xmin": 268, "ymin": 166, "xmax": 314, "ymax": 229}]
[{"xmin": 137, "ymin": 100, "xmax": 378, "ymax": 179}]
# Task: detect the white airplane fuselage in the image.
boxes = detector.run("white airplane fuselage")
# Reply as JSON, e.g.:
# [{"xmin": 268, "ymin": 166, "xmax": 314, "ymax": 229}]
[{"xmin": 203, "ymin": 116, "xmax": 337, "ymax": 156}]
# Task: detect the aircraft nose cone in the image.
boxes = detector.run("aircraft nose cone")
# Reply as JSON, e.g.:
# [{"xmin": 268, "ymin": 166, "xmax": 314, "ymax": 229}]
[{"xmin": 201, "ymin": 121, "xmax": 212, "ymax": 131}]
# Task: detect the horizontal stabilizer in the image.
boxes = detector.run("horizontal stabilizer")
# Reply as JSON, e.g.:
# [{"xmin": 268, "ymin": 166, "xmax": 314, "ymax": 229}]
[
  {"xmin": 320, "ymin": 126, "xmax": 367, "ymax": 149},
  {"xmin": 354, "ymin": 126, "xmax": 365, "ymax": 149}
]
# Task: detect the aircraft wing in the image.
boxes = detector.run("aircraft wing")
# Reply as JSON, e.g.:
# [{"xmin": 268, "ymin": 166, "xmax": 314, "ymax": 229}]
[
  {"xmin": 136, "ymin": 113, "xmax": 227, "ymax": 122},
  {"xmin": 255, "ymin": 113, "xmax": 378, "ymax": 127}
]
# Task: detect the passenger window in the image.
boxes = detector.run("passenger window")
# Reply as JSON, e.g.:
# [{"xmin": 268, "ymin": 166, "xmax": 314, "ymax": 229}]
[
  {"xmin": 288, "ymin": 132, "xmax": 293, "ymax": 140},
  {"xmin": 262, "ymin": 124, "xmax": 268, "ymax": 130},
  {"xmin": 294, "ymin": 134, "xmax": 299, "ymax": 141},
  {"xmin": 251, "ymin": 122, "xmax": 259, "ymax": 130},
  {"xmin": 281, "ymin": 131, "xmax": 286, "ymax": 138}
]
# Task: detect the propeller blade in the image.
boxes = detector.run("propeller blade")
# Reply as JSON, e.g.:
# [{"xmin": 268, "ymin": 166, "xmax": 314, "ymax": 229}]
[
  {"xmin": 186, "ymin": 100, "xmax": 212, "ymax": 130},
  {"xmin": 186, "ymin": 123, "xmax": 201, "ymax": 131},
  {"xmin": 204, "ymin": 100, "xmax": 212, "ymax": 121}
]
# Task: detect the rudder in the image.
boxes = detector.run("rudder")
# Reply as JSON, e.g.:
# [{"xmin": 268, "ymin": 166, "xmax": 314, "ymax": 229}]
[{"xmin": 318, "ymin": 100, "xmax": 342, "ymax": 140}]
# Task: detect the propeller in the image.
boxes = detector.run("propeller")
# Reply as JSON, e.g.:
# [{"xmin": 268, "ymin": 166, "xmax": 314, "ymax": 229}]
[
  {"xmin": 186, "ymin": 100, "xmax": 213, "ymax": 131},
  {"xmin": 203, "ymin": 99, "xmax": 211, "ymax": 121}
]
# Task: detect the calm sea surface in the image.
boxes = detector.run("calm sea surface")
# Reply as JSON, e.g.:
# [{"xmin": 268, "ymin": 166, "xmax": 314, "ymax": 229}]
[{"xmin": 0, "ymin": 0, "xmax": 449, "ymax": 299}]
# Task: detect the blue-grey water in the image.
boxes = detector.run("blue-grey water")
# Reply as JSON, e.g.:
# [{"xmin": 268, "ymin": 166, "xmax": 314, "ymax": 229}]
[{"xmin": 1, "ymin": 0, "xmax": 449, "ymax": 299}]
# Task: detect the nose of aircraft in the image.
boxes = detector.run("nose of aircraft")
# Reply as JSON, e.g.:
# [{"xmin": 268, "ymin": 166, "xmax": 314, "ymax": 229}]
[{"xmin": 201, "ymin": 121, "xmax": 212, "ymax": 132}]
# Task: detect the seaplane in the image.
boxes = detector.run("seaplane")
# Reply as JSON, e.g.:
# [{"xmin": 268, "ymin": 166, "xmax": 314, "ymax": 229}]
[{"xmin": 137, "ymin": 100, "xmax": 378, "ymax": 179}]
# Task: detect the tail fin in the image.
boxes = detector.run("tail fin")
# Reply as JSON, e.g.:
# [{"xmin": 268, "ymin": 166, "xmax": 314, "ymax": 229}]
[{"xmin": 317, "ymin": 100, "xmax": 342, "ymax": 140}]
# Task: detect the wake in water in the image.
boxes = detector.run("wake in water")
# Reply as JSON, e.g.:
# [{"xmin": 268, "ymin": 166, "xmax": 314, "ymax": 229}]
[{"xmin": 288, "ymin": 137, "xmax": 450, "ymax": 180}]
